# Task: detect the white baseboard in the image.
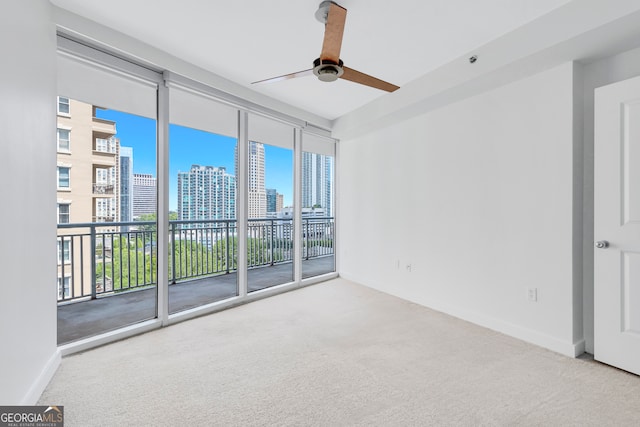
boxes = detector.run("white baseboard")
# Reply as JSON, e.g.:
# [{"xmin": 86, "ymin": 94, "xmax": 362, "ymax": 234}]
[
  {"xmin": 428, "ymin": 300, "xmax": 582, "ymax": 357},
  {"xmin": 338, "ymin": 273, "xmax": 583, "ymax": 358},
  {"xmin": 21, "ymin": 349, "xmax": 61, "ymax": 405},
  {"xmin": 572, "ymin": 339, "xmax": 586, "ymax": 357}
]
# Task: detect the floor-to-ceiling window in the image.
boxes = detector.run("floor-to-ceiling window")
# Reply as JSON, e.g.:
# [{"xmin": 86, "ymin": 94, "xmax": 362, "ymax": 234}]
[
  {"xmin": 55, "ymin": 37, "xmax": 338, "ymax": 349},
  {"xmin": 56, "ymin": 39, "xmax": 160, "ymax": 344},
  {"xmin": 168, "ymin": 85, "xmax": 239, "ymax": 314},
  {"xmin": 247, "ymin": 113, "xmax": 295, "ymax": 291},
  {"xmin": 302, "ymin": 132, "xmax": 336, "ymax": 279}
]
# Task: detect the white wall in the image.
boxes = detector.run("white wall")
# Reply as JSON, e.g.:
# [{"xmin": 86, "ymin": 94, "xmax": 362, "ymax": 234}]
[
  {"xmin": 581, "ymin": 46, "xmax": 640, "ymax": 353},
  {"xmin": 339, "ymin": 63, "xmax": 583, "ymax": 356},
  {"xmin": 0, "ymin": 1, "xmax": 60, "ymax": 404}
]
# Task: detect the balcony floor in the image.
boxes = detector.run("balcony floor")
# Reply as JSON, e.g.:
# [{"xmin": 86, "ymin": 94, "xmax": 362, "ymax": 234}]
[{"xmin": 58, "ymin": 256, "xmax": 335, "ymax": 345}]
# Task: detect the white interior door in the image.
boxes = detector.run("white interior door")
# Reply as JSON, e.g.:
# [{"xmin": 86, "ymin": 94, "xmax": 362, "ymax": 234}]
[{"xmin": 594, "ymin": 75, "xmax": 640, "ymax": 376}]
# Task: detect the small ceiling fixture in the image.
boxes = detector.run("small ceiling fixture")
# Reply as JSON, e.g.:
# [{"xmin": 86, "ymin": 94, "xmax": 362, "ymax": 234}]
[{"xmin": 253, "ymin": 1, "xmax": 399, "ymax": 92}]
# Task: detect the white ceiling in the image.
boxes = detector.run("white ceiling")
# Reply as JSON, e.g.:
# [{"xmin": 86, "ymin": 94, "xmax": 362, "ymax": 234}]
[{"xmin": 51, "ymin": 0, "xmax": 572, "ymax": 120}]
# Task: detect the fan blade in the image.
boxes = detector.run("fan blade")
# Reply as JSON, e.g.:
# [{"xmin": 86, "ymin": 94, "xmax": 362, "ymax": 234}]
[
  {"xmin": 252, "ymin": 69, "xmax": 314, "ymax": 85},
  {"xmin": 320, "ymin": 2, "xmax": 347, "ymax": 63},
  {"xmin": 341, "ymin": 67, "xmax": 400, "ymax": 92}
]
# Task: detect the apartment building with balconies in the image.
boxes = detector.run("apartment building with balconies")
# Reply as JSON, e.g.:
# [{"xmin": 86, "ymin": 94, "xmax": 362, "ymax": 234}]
[{"xmin": 56, "ymin": 97, "xmax": 120, "ymax": 299}]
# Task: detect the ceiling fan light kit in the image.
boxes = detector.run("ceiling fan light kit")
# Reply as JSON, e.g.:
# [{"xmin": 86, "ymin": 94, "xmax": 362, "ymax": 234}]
[
  {"xmin": 313, "ymin": 58, "xmax": 344, "ymax": 82},
  {"xmin": 252, "ymin": 1, "xmax": 400, "ymax": 92}
]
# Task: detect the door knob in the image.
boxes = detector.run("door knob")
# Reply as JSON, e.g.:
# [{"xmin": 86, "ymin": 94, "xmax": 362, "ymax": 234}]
[{"xmin": 595, "ymin": 240, "xmax": 609, "ymax": 249}]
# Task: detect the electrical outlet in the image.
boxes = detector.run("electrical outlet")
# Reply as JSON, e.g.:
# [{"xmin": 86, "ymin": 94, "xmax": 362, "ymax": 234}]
[
  {"xmin": 406, "ymin": 264, "xmax": 412, "ymax": 272},
  {"xmin": 527, "ymin": 288, "xmax": 538, "ymax": 302}
]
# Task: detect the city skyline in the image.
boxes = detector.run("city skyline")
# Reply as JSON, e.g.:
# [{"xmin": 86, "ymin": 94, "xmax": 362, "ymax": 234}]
[{"xmin": 95, "ymin": 108, "xmax": 295, "ymax": 211}]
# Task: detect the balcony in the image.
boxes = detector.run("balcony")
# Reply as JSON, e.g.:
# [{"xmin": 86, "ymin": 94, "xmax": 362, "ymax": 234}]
[
  {"xmin": 92, "ymin": 117, "xmax": 116, "ymax": 136},
  {"xmin": 92, "ymin": 138, "xmax": 117, "ymax": 167},
  {"xmin": 92, "ymin": 183, "xmax": 115, "ymax": 195},
  {"xmin": 57, "ymin": 217, "xmax": 335, "ymax": 344},
  {"xmin": 92, "ymin": 216, "xmax": 115, "ymax": 222}
]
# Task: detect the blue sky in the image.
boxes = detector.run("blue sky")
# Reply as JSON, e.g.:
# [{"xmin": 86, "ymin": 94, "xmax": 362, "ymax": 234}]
[{"xmin": 96, "ymin": 109, "xmax": 293, "ymax": 210}]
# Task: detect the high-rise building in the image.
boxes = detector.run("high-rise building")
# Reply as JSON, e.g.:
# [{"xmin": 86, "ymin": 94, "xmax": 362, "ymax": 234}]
[
  {"xmin": 302, "ymin": 152, "xmax": 333, "ymax": 217},
  {"xmin": 236, "ymin": 141, "xmax": 266, "ymax": 219},
  {"xmin": 177, "ymin": 165, "xmax": 236, "ymax": 222},
  {"xmin": 119, "ymin": 146, "xmax": 133, "ymax": 222},
  {"xmin": 266, "ymin": 188, "xmax": 284, "ymax": 213},
  {"xmin": 276, "ymin": 193, "xmax": 284, "ymax": 213},
  {"xmin": 132, "ymin": 173, "xmax": 156, "ymax": 218},
  {"xmin": 56, "ymin": 97, "xmax": 120, "ymax": 299},
  {"xmin": 266, "ymin": 188, "xmax": 276, "ymax": 212},
  {"xmin": 56, "ymin": 97, "xmax": 120, "ymax": 225}
]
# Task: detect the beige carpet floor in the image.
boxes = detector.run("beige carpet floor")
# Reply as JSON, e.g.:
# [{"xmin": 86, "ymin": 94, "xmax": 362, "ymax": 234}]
[{"xmin": 39, "ymin": 278, "xmax": 640, "ymax": 426}]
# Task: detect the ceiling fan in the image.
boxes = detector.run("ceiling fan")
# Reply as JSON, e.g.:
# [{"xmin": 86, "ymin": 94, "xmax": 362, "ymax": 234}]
[{"xmin": 252, "ymin": 1, "xmax": 400, "ymax": 92}]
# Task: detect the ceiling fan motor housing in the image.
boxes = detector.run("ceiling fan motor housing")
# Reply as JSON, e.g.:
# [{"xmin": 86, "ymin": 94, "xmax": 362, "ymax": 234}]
[
  {"xmin": 314, "ymin": 1, "xmax": 336, "ymax": 23},
  {"xmin": 313, "ymin": 58, "xmax": 344, "ymax": 82}
]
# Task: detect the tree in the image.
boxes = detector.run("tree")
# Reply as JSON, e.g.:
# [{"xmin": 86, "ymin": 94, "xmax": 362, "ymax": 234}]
[
  {"xmin": 134, "ymin": 212, "xmax": 179, "ymax": 231},
  {"xmin": 135, "ymin": 213, "xmax": 156, "ymax": 232},
  {"xmin": 172, "ymin": 236, "xmax": 233, "ymax": 280},
  {"xmin": 95, "ymin": 227, "xmax": 297, "ymax": 291},
  {"xmin": 95, "ymin": 233, "xmax": 157, "ymax": 292}
]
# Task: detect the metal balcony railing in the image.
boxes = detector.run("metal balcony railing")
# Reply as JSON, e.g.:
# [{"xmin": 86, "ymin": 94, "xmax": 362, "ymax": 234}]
[
  {"xmin": 92, "ymin": 183, "xmax": 115, "ymax": 195},
  {"xmin": 56, "ymin": 217, "xmax": 334, "ymax": 302}
]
